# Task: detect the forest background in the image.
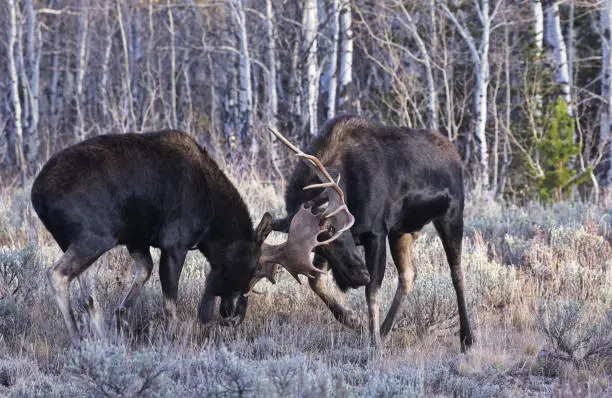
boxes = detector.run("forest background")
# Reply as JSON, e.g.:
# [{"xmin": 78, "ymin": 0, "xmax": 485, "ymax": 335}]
[
  {"xmin": 0, "ymin": 1, "xmax": 611, "ymax": 396},
  {"xmin": 1, "ymin": 0, "xmax": 611, "ymax": 203}
]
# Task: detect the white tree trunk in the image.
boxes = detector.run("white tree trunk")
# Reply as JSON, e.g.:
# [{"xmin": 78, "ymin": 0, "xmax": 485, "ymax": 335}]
[
  {"xmin": 168, "ymin": 5, "xmax": 178, "ymax": 129},
  {"xmin": 75, "ymin": 0, "xmax": 89, "ymax": 141},
  {"xmin": 327, "ymin": 0, "xmax": 340, "ymax": 119},
  {"xmin": 266, "ymin": 0, "xmax": 284, "ymax": 185},
  {"xmin": 181, "ymin": 21, "xmax": 194, "ymax": 132},
  {"xmin": 303, "ymin": 0, "xmax": 319, "ymax": 140},
  {"xmin": 546, "ymin": 3, "xmax": 573, "ymax": 116},
  {"xmin": 233, "ymin": 0, "xmax": 253, "ymax": 146},
  {"xmin": 266, "ymin": 0, "xmax": 279, "ymax": 131},
  {"xmin": 338, "ymin": 0, "xmax": 355, "ymax": 113},
  {"xmin": 531, "ymin": 0, "xmax": 544, "ymax": 121},
  {"xmin": 531, "ymin": 0, "xmax": 544, "ymax": 51},
  {"xmin": 24, "ymin": 0, "xmax": 40, "ymax": 165},
  {"xmin": 475, "ymin": 9, "xmax": 490, "ymax": 189},
  {"xmin": 116, "ymin": 0, "xmax": 136, "ymax": 130},
  {"xmin": 397, "ymin": 1, "xmax": 438, "ymax": 130},
  {"xmin": 100, "ymin": 0, "xmax": 113, "ymax": 127},
  {"xmin": 7, "ymin": 0, "xmax": 26, "ymax": 178},
  {"xmin": 49, "ymin": 13, "xmax": 61, "ymax": 156},
  {"xmin": 441, "ymin": 0, "xmax": 494, "ymax": 189},
  {"xmin": 601, "ymin": 0, "xmax": 612, "ymax": 193}
]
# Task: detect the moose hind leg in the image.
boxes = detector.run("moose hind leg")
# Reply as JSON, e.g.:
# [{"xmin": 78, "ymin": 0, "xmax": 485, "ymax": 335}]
[
  {"xmin": 308, "ymin": 254, "xmax": 363, "ymax": 330},
  {"xmin": 434, "ymin": 218, "xmax": 474, "ymax": 352},
  {"xmin": 115, "ymin": 247, "xmax": 154, "ymax": 332},
  {"xmin": 380, "ymin": 232, "xmax": 415, "ymax": 338},
  {"xmin": 47, "ymin": 244, "xmax": 107, "ymax": 340},
  {"xmin": 76, "ymin": 268, "xmax": 106, "ymax": 340}
]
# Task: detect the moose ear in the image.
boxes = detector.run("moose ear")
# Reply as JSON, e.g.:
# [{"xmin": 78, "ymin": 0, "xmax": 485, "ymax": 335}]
[{"xmin": 255, "ymin": 212, "xmax": 274, "ymax": 244}]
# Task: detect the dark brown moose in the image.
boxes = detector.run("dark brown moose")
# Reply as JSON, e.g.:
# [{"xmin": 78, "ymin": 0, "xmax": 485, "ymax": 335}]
[
  {"xmin": 31, "ymin": 130, "xmax": 352, "ymax": 339},
  {"xmin": 271, "ymin": 116, "xmax": 474, "ymax": 351}
]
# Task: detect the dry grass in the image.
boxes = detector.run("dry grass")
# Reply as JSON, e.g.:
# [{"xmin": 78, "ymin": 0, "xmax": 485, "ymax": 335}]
[{"xmin": 0, "ymin": 176, "xmax": 611, "ymax": 397}]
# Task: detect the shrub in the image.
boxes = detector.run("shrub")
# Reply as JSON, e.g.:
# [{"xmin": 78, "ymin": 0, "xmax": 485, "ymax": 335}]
[
  {"xmin": 398, "ymin": 274, "xmax": 460, "ymax": 336},
  {"xmin": 66, "ymin": 340, "xmax": 177, "ymax": 397},
  {"xmin": 537, "ymin": 300, "xmax": 612, "ymax": 367},
  {"xmin": 0, "ymin": 244, "xmax": 41, "ymax": 303}
]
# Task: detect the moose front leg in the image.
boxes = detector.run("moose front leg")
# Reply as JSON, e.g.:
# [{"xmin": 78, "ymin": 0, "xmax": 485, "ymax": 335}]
[
  {"xmin": 308, "ymin": 254, "xmax": 363, "ymax": 330},
  {"xmin": 364, "ymin": 234, "xmax": 387, "ymax": 348},
  {"xmin": 159, "ymin": 247, "xmax": 187, "ymax": 323}
]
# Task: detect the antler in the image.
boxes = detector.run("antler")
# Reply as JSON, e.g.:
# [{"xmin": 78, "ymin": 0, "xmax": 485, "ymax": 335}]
[{"xmin": 256, "ymin": 128, "xmax": 355, "ymax": 284}]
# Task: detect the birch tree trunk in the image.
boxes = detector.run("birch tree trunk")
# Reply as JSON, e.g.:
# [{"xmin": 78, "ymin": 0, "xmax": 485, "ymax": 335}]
[
  {"xmin": 75, "ymin": 0, "xmax": 89, "ymax": 141},
  {"xmin": 338, "ymin": 0, "xmax": 356, "ymax": 114},
  {"xmin": 266, "ymin": 0, "xmax": 284, "ymax": 185},
  {"xmin": 24, "ymin": 0, "xmax": 41, "ymax": 166},
  {"xmin": 181, "ymin": 21, "xmax": 194, "ymax": 132},
  {"xmin": 132, "ymin": 7, "xmax": 142, "ymax": 126},
  {"xmin": 545, "ymin": 2, "xmax": 573, "ymax": 116},
  {"xmin": 531, "ymin": 0, "xmax": 544, "ymax": 121},
  {"xmin": 48, "ymin": 8, "xmax": 61, "ymax": 157},
  {"xmin": 531, "ymin": 0, "xmax": 544, "ymax": 51},
  {"xmin": 266, "ymin": 0, "xmax": 279, "ymax": 130},
  {"xmin": 168, "ymin": 4, "xmax": 178, "ymax": 129},
  {"xmin": 441, "ymin": 0, "xmax": 496, "ymax": 189},
  {"xmin": 601, "ymin": 0, "xmax": 612, "ymax": 195},
  {"xmin": 397, "ymin": 0, "xmax": 438, "ymax": 130},
  {"xmin": 303, "ymin": 0, "xmax": 319, "ymax": 141},
  {"xmin": 232, "ymin": 0, "xmax": 253, "ymax": 150},
  {"xmin": 117, "ymin": 0, "xmax": 136, "ymax": 130},
  {"xmin": 327, "ymin": 0, "xmax": 340, "ymax": 119},
  {"xmin": 7, "ymin": 0, "xmax": 26, "ymax": 180},
  {"xmin": 100, "ymin": 0, "xmax": 113, "ymax": 127}
]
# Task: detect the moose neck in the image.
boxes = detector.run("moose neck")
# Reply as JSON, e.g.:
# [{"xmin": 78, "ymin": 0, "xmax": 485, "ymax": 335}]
[{"xmin": 197, "ymin": 167, "xmax": 255, "ymax": 250}]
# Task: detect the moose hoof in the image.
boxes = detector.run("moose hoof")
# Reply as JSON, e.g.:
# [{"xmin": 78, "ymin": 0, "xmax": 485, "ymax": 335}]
[
  {"xmin": 219, "ymin": 316, "xmax": 242, "ymax": 327},
  {"xmin": 115, "ymin": 308, "xmax": 130, "ymax": 335},
  {"xmin": 340, "ymin": 310, "xmax": 364, "ymax": 331}
]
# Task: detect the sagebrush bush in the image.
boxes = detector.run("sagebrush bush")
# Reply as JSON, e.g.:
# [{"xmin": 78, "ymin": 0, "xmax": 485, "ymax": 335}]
[
  {"xmin": 1, "ymin": 176, "xmax": 611, "ymax": 397},
  {"xmin": 537, "ymin": 300, "xmax": 612, "ymax": 367},
  {"xmin": 398, "ymin": 275, "xmax": 459, "ymax": 336},
  {"xmin": 0, "ymin": 244, "xmax": 42, "ymax": 303}
]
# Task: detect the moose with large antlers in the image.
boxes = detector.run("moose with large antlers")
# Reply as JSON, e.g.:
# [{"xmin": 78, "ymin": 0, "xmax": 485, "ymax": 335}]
[
  {"xmin": 271, "ymin": 115, "xmax": 474, "ymax": 352},
  {"xmin": 31, "ymin": 130, "xmax": 352, "ymax": 339}
]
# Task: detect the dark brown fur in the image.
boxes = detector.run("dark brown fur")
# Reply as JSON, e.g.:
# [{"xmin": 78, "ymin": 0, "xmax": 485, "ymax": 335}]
[
  {"xmin": 32, "ymin": 130, "xmax": 271, "ymax": 338},
  {"xmin": 275, "ymin": 116, "xmax": 474, "ymax": 351}
]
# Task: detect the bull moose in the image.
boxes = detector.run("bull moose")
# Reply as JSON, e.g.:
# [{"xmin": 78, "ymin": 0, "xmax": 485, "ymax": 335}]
[
  {"xmin": 31, "ymin": 130, "xmax": 352, "ymax": 339},
  {"xmin": 271, "ymin": 116, "xmax": 474, "ymax": 351}
]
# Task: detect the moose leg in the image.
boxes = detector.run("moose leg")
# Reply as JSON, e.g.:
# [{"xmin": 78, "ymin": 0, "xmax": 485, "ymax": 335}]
[
  {"xmin": 380, "ymin": 232, "xmax": 415, "ymax": 338},
  {"xmin": 363, "ymin": 234, "xmax": 387, "ymax": 347},
  {"xmin": 47, "ymin": 243, "xmax": 108, "ymax": 340},
  {"xmin": 76, "ymin": 267, "xmax": 106, "ymax": 340},
  {"xmin": 159, "ymin": 247, "xmax": 187, "ymax": 322},
  {"xmin": 308, "ymin": 254, "xmax": 363, "ymax": 330},
  {"xmin": 115, "ymin": 247, "xmax": 154, "ymax": 332},
  {"xmin": 434, "ymin": 218, "xmax": 474, "ymax": 352},
  {"xmin": 198, "ymin": 268, "xmax": 219, "ymax": 324}
]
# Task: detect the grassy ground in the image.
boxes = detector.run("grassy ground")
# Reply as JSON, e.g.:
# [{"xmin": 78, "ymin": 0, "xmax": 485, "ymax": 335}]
[{"xmin": 0, "ymin": 175, "xmax": 610, "ymax": 397}]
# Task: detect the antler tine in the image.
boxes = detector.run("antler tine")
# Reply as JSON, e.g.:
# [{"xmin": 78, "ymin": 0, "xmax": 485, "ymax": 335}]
[
  {"xmin": 268, "ymin": 127, "xmax": 333, "ymax": 183},
  {"xmin": 296, "ymin": 153, "xmax": 335, "ymax": 183},
  {"xmin": 303, "ymin": 181, "xmax": 346, "ymax": 203},
  {"xmin": 268, "ymin": 127, "xmax": 302, "ymax": 155}
]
